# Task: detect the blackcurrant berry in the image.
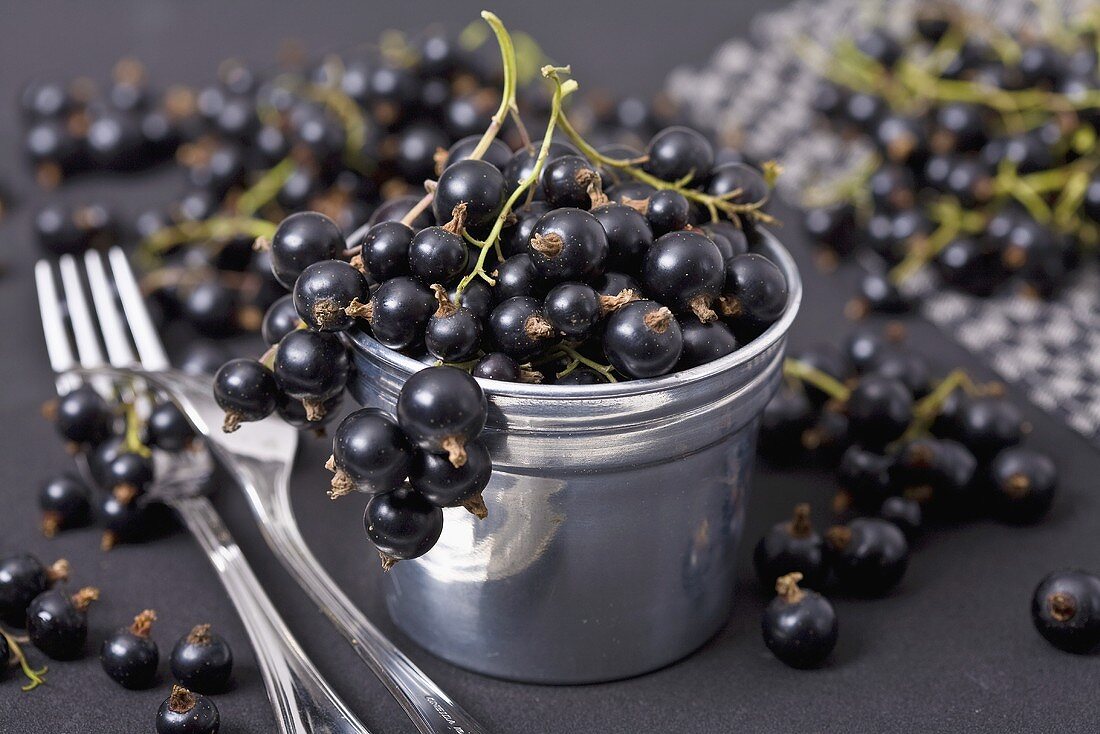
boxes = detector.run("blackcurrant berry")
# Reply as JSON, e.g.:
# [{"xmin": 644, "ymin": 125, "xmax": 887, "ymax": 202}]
[
  {"xmin": 38, "ymin": 474, "xmax": 92, "ymax": 536},
  {"xmin": 677, "ymin": 319, "xmax": 738, "ymax": 369},
  {"xmin": 543, "ymin": 282, "xmax": 602, "ymax": 339},
  {"xmin": 700, "ymin": 221, "xmax": 750, "ymax": 262},
  {"xmin": 100, "ymin": 491, "xmax": 156, "ymax": 550},
  {"xmin": 440, "ymin": 135, "xmax": 512, "ymax": 173},
  {"xmin": 488, "ymin": 296, "xmax": 556, "ymax": 361},
  {"xmin": 328, "ymin": 408, "xmax": 412, "ymax": 498},
  {"xmin": 935, "ymin": 237, "xmax": 1006, "ymax": 297},
  {"xmin": 605, "ymin": 180, "xmax": 657, "ymax": 207},
  {"xmin": 540, "ymin": 155, "xmax": 603, "ymax": 209},
  {"xmin": 358, "ymin": 276, "xmax": 436, "ymax": 351},
  {"xmin": 826, "ymin": 518, "xmax": 909, "ymax": 596},
  {"xmin": 260, "ymin": 294, "xmax": 301, "ymax": 347},
  {"xmin": 502, "ymin": 140, "xmax": 578, "ymax": 198},
  {"xmin": 866, "ymin": 347, "xmax": 931, "ymax": 397},
  {"xmin": 754, "ymin": 504, "xmax": 827, "ymax": 591},
  {"xmin": 395, "ymin": 123, "xmax": 449, "ymax": 182},
  {"xmin": 101, "ymin": 609, "xmax": 159, "ymax": 689},
  {"xmin": 472, "ymin": 352, "xmax": 528, "ymax": 383},
  {"xmin": 0, "ymin": 555, "xmax": 69, "ymax": 627},
  {"xmin": 396, "ymin": 366, "xmax": 487, "ymax": 467},
  {"xmin": 268, "ymin": 211, "xmax": 345, "ymax": 290},
  {"xmin": 181, "ymin": 281, "xmax": 238, "ymax": 338},
  {"xmin": 293, "ymin": 259, "xmax": 368, "ymax": 332},
  {"xmin": 433, "ymin": 159, "xmax": 505, "ymax": 229},
  {"xmin": 156, "ymin": 685, "xmax": 220, "ymax": 734},
  {"xmin": 791, "ymin": 344, "xmax": 851, "ymax": 405},
  {"xmin": 845, "ymin": 375, "xmax": 913, "ymax": 450},
  {"xmin": 358, "ymin": 221, "xmax": 415, "ymax": 281},
  {"xmin": 273, "ymin": 330, "xmax": 350, "ymax": 413},
  {"xmin": 989, "ymin": 447, "xmax": 1057, "ymax": 524},
  {"xmin": 949, "ymin": 396, "xmax": 1025, "ymax": 460},
  {"xmin": 706, "ymin": 162, "xmax": 768, "ymax": 206},
  {"xmin": 761, "ymin": 573, "xmax": 837, "ymax": 669},
  {"xmin": 528, "ymin": 208, "xmax": 609, "ymax": 281},
  {"xmin": 878, "ymin": 496, "xmax": 922, "ymax": 539},
  {"xmin": 642, "ymin": 231, "xmax": 724, "ymax": 322},
  {"xmin": 104, "ymin": 451, "xmax": 155, "ymax": 499},
  {"xmin": 593, "ymin": 271, "xmax": 641, "ymax": 298},
  {"xmin": 758, "ymin": 383, "xmax": 815, "ymax": 458},
  {"xmin": 409, "ymin": 225, "xmax": 470, "ymax": 286},
  {"xmin": 409, "ymin": 440, "xmax": 492, "ymax": 510},
  {"xmin": 54, "ymin": 384, "xmax": 113, "ymax": 446},
  {"xmin": 591, "ymin": 202, "xmax": 653, "ymax": 270},
  {"xmin": 500, "ymin": 201, "xmax": 551, "ymax": 257},
  {"xmin": 425, "ymin": 288, "xmax": 483, "ymax": 362},
  {"xmin": 178, "ymin": 341, "xmax": 229, "ymax": 377},
  {"xmin": 720, "ymin": 253, "xmax": 788, "ymax": 331},
  {"xmin": 492, "ymin": 253, "xmax": 544, "ymax": 302},
  {"xmin": 213, "ymin": 358, "xmax": 278, "ymax": 431},
  {"xmin": 170, "ymin": 624, "xmax": 234, "ymax": 693},
  {"xmin": 365, "ymin": 488, "xmax": 445, "ymax": 566},
  {"xmin": 836, "ymin": 446, "xmax": 893, "ymax": 511},
  {"xmin": 644, "ymin": 126, "xmax": 714, "ymax": 185},
  {"xmin": 603, "ymin": 300, "xmax": 683, "ymax": 379},
  {"xmin": 1031, "ymin": 570, "xmax": 1100, "ymax": 654},
  {"xmin": 642, "ymin": 190, "xmax": 690, "ymax": 236},
  {"xmin": 27, "ymin": 586, "xmax": 99, "ymax": 660}
]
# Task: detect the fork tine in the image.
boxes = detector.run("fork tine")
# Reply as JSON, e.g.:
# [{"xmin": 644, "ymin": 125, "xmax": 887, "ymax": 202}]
[
  {"xmin": 34, "ymin": 260, "xmax": 80, "ymax": 393},
  {"xmin": 109, "ymin": 247, "xmax": 170, "ymax": 370},
  {"xmin": 58, "ymin": 254, "xmax": 106, "ymax": 368},
  {"xmin": 84, "ymin": 250, "xmax": 139, "ymax": 368}
]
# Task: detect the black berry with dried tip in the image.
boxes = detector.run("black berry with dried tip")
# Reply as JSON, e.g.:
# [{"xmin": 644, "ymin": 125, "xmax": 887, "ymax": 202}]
[
  {"xmin": 156, "ymin": 685, "xmax": 221, "ymax": 734},
  {"xmin": 0, "ymin": 555, "xmax": 69, "ymax": 626},
  {"xmin": 213, "ymin": 358, "xmax": 278, "ymax": 432},
  {"xmin": 1032, "ymin": 570, "xmax": 1100, "ymax": 654},
  {"xmin": 101, "ymin": 609, "xmax": 159, "ymax": 689},
  {"xmin": 292, "ymin": 259, "xmax": 368, "ymax": 332},
  {"xmin": 826, "ymin": 518, "xmax": 909, "ymax": 596},
  {"xmin": 38, "ymin": 474, "xmax": 92, "ymax": 536},
  {"xmin": 602, "ymin": 300, "xmax": 683, "ymax": 379},
  {"xmin": 358, "ymin": 276, "xmax": 436, "ymax": 351},
  {"xmin": 488, "ymin": 296, "xmax": 556, "ymax": 361},
  {"xmin": 268, "ymin": 211, "xmax": 345, "ymax": 289},
  {"xmin": 27, "ymin": 586, "xmax": 99, "ymax": 659},
  {"xmin": 761, "ymin": 572, "xmax": 838, "ymax": 669},
  {"xmin": 328, "ymin": 408, "xmax": 412, "ymax": 498},
  {"xmin": 396, "ymin": 366, "xmax": 487, "ymax": 468},
  {"xmin": 53, "ymin": 384, "xmax": 113, "ymax": 446},
  {"xmin": 642, "ymin": 231, "xmax": 725, "ymax": 322},
  {"xmin": 845, "ymin": 375, "xmax": 913, "ymax": 450},
  {"xmin": 720, "ymin": 253, "xmax": 788, "ymax": 331},
  {"xmin": 753, "ymin": 504, "xmax": 827, "ymax": 590},
  {"xmin": 365, "ymin": 488, "xmax": 445, "ymax": 567},
  {"xmin": 433, "ymin": 158, "xmax": 505, "ymax": 229},
  {"xmin": 170, "ymin": 624, "xmax": 234, "ymax": 693},
  {"xmin": 989, "ymin": 447, "xmax": 1057, "ymax": 524},
  {"xmin": 527, "ymin": 208, "xmax": 609, "ymax": 281},
  {"xmin": 409, "ymin": 440, "xmax": 492, "ymax": 510}
]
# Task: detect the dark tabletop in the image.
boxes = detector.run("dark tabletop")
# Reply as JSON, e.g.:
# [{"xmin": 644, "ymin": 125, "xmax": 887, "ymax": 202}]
[{"xmin": 2, "ymin": 2, "xmax": 1099, "ymax": 733}]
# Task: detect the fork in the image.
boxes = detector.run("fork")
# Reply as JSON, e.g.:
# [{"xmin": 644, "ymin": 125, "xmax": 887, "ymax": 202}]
[
  {"xmin": 35, "ymin": 250, "xmax": 371, "ymax": 734},
  {"xmin": 43, "ymin": 248, "xmax": 487, "ymax": 734}
]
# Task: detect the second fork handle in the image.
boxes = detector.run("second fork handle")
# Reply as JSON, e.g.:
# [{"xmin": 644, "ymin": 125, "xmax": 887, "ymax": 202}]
[
  {"xmin": 173, "ymin": 495, "xmax": 371, "ymax": 734},
  {"xmin": 254, "ymin": 482, "xmax": 485, "ymax": 734}
]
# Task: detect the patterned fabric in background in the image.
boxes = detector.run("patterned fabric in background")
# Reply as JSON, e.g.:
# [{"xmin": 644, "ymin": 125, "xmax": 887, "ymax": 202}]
[{"xmin": 666, "ymin": 0, "xmax": 1100, "ymax": 444}]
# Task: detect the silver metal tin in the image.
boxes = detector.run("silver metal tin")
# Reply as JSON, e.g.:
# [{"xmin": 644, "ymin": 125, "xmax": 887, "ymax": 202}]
[{"xmin": 346, "ymin": 231, "xmax": 802, "ymax": 684}]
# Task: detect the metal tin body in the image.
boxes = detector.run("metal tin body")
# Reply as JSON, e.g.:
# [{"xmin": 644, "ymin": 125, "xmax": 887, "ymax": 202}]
[{"xmin": 347, "ymin": 232, "xmax": 801, "ymax": 684}]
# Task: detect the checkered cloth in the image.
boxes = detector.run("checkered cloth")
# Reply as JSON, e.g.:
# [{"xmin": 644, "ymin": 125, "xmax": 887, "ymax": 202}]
[{"xmin": 666, "ymin": 0, "xmax": 1100, "ymax": 444}]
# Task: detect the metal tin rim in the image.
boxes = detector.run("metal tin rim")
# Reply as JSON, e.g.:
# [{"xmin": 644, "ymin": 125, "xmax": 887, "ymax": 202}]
[{"xmin": 351, "ymin": 228, "xmax": 802, "ymax": 398}]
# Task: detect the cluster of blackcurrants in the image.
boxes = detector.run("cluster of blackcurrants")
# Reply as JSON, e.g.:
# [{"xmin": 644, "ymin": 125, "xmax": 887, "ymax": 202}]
[
  {"xmin": 0, "ymin": 552, "xmax": 229, "ymax": 732},
  {"xmin": 23, "ymin": 29, "xmax": 674, "ymax": 354},
  {"xmin": 329, "ymin": 367, "xmax": 490, "ymax": 568},
  {"xmin": 753, "ymin": 323, "xmax": 1059, "ymax": 667},
  {"xmin": 45, "ymin": 383, "xmax": 198, "ymax": 549},
  {"xmin": 803, "ymin": 3, "xmax": 1100, "ymax": 314}
]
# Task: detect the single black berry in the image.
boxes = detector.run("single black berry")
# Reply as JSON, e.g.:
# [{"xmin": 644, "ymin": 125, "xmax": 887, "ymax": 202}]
[
  {"xmin": 1031, "ymin": 570, "xmax": 1100, "ymax": 654},
  {"xmin": 753, "ymin": 504, "xmax": 827, "ymax": 591},
  {"xmin": 826, "ymin": 518, "xmax": 909, "ymax": 596},
  {"xmin": 101, "ymin": 609, "xmax": 159, "ymax": 689},
  {"xmin": 761, "ymin": 572, "xmax": 838, "ymax": 669},
  {"xmin": 156, "ymin": 685, "xmax": 220, "ymax": 734},
  {"xmin": 27, "ymin": 586, "xmax": 99, "ymax": 660},
  {"xmin": 328, "ymin": 408, "xmax": 412, "ymax": 498},
  {"xmin": 170, "ymin": 624, "xmax": 234, "ymax": 693}
]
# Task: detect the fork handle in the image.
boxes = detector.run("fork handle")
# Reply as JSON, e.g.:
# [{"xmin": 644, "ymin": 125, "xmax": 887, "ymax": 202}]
[
  {"xmin": 248, "ymin": 475, "xmax": 485, "ymax": 734},
  {"xmin": 173, "ymin": 496, "xmax": 371, "ymax": 734}
]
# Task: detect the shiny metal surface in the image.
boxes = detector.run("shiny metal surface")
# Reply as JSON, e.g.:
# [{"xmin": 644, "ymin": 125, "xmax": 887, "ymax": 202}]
[{"xmin": 346, "ymin": 231, "xmax": 802, "ymax": 683}]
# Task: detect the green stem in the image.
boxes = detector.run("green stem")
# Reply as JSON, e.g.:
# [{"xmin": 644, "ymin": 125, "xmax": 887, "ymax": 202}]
[
  {"xmin": 235, "ymin": 157, "xmax": 295, "ymax": 217},
  {"xmin": 142, "ymin": 217, "xmax": 277, "ymax": 254},
  {"xmin": 783, "ymin": 358, "xmax": 851, "ymax": 402},
  {"xmin": 555, "ymin": 345, "xmax": 617, "ymax": 382},
  {"xmin": 455, "ymin": 65, "xmax": 576, "ymax": 300},
  {"xmin": 469, "ymin": 12, "xmax": 517, "ymax": 161},
  {"xmin": 1, "ymin": 628, "xmax": 48, "ymax": 691},
  {"xmin": 121, "ymin": 401, "xmax": 151, "ymax": 458},
  {"xmin": 897, "ymin": 368, "xmax": 976, "ymax": 443}
]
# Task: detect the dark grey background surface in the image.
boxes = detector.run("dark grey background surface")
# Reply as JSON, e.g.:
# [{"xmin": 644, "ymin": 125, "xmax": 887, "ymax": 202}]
[{"xmin": 1, "ymin": 2, "xmax": 1098, "ymax": 732}]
